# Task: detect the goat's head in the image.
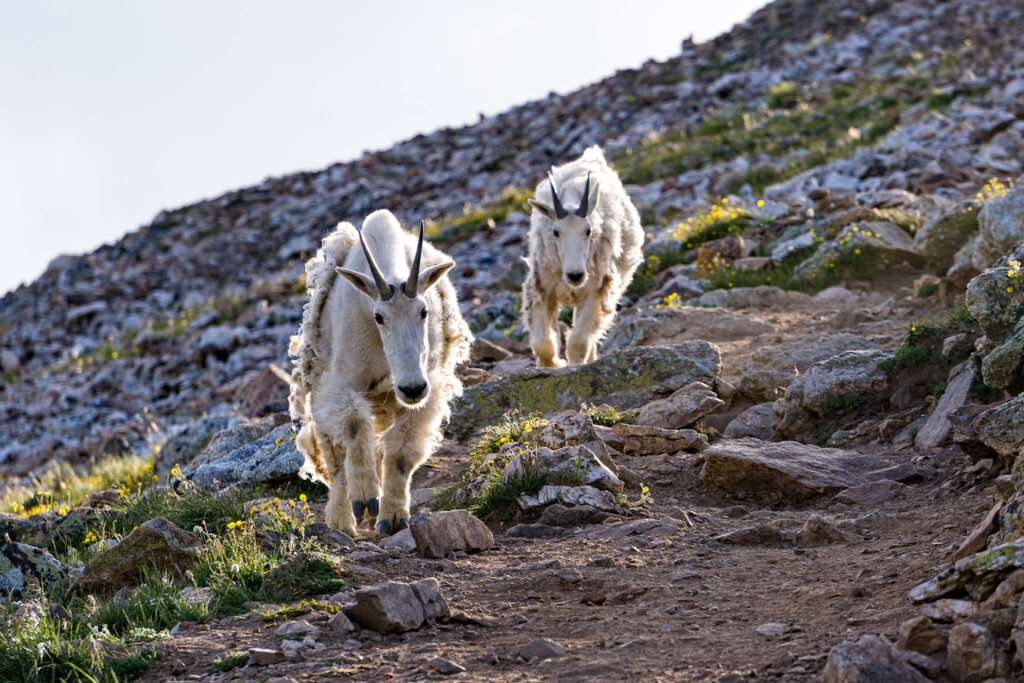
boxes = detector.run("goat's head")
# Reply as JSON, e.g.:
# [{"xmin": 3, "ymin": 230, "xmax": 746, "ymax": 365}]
[
  {"xmin": 529, "ymin": 171, "xmax": 600, "ymax": 288},
  {"xmin": 336, "ymin": 221, "xmax": 453, "ymax": 407}
]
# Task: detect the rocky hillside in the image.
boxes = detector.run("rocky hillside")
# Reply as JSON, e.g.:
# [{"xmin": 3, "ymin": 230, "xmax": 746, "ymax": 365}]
[{"xmin": 3, "ymin": 0, "xmax": 1024, "ymax": 680}]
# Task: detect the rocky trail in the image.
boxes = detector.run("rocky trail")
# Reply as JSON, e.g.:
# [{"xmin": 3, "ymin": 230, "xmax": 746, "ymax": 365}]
[
  {"xmin": 4, "ymin": 0, "xmax": 1024, "ymax": 681},
  {"xmin": 137, "ymin": 277, "xmax": 1010, "ymax": 681}
]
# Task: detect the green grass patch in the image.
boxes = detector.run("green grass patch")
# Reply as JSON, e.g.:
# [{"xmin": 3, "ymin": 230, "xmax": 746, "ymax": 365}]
[
  {"xmin": 210, "ymin": 652, "xmax": 249, "ymax": 674},
  {"xmin": 880, "ymin": 345, "xmax": 931, "ymax": 372},
  {"xmin": 614, "ymin": 71, "xmax": 959, "ymax": 188},
  {"xmin": 427, "ymin": 187, "xmax": 532, "ymax": 244},
  {"xmin": 918, "ymin": 281, "xmax": 940, "ymax": 298}
]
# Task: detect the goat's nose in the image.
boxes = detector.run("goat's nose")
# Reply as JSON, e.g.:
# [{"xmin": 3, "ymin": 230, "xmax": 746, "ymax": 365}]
[
  {"xmin": 398, "ymin": 382, "xmax": 428, "ymax": 401},
  {"xmin": 566, "ymin": 271, "xmax": 585, "ymax": 284}
]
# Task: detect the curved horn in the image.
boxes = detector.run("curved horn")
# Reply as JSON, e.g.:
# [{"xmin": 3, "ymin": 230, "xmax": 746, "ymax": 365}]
[
  {"xmin": 357, "ymin": 228, "xmax": 393, "ymax": 300},
  {"xmin": 576, "ymin": 173, "xmax": 591, "ymax": 217},
  {"xmin": 547, "ymin": 171, "xmax": 568, "ymax": 219},
  {"xmin": 404, "ymin": 220, "xmax": 425, "ymax": 296}
]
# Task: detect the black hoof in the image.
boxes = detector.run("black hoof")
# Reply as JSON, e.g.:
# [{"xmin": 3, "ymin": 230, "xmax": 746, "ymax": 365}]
[
  {"xmin": 395, "ymin": 518, "xmax": 408, "ymax": 532},
  {"xmin": 352, "ymin": 499, "xmax": 366, "ymax": 520},
  {"xmin": 377, "ymin": 519, "xmax": 392, "ymax": 537},
  {"xmin": 367, "ymin": 498, "xmax": 380, "ymax": 517}
]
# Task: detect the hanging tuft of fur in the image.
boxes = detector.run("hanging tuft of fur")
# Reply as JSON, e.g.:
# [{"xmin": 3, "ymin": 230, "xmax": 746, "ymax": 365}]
[{"xmin": 287, "ymin": 222, "xmax": 360, "ymax": 421}]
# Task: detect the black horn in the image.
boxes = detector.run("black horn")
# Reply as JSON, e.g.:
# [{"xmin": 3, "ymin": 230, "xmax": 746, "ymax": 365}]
[
  {"xmin": 547, "ymin": 171, "xmax": 568, "ymax": 219},
  {"xmin": 576, "ymin": 173, "xmax": 592, "ymax": 217},
  {"xmin": 404, "ymin": 220, "xmax": 425, "ymax": 296},
  {"xmin": 357, "ymin": 227, "xmax": 393, "ymax": 300}
]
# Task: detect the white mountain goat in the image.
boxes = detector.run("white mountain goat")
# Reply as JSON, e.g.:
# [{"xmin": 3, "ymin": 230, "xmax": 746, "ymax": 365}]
[
  {"xmin": 288, "ymin": 210, "xmax": 472, "ymax": 536},
  {"xmin": 523, "ymin": 146, "xmax": 644, "ymax": 367}
]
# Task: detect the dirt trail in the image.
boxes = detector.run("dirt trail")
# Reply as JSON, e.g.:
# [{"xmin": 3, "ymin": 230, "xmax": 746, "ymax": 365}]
[{"xmin": 144, "ymin": 277, "xmax": 995, "ymax": 682}]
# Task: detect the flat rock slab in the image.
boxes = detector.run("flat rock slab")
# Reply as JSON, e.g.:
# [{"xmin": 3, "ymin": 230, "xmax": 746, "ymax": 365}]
[
  {"xmin": 603, "ymin": 306, "xmax": 773, "ymax": 352},
  {"xmin": 637, "ymin": 382, "xmax": 725, "ymax": 430},
  {"xmin": 972, "ymin": 394, "xmax": 1024, "ymax": 458},
  {"xmin": 611, "ymin": 422, "xmax": 707, "ymax": 454},
  {"xmin": 408, "ymin": 510, "xmax": 494, "ymax": 559},
  {"xmin": 835, "ymin": 479, "xmax": 909, "ymax": 506},
  {"xmin": 582, "ymin": 519, "xmax": 677, "ymax": 540},
  {"xmin": 700, "ymin": 438, "xmax": 901, "ymax": 502},
  {"xmin": 446, "ymin": 342, "xmax": 720, "ymax": 442},
  {"xmin": 915, "ymin": 368, "xmax": 974, "ymax": 450}
]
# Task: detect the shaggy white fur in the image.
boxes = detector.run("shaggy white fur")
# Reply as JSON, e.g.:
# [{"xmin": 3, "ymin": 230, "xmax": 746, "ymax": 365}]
[
  {"xmin": 523, "ymin": 146, "xmax": 644, "ymax": 367},
  {"xmin": 288, "ymin": 210, "xmax": 472, "ymax": 536}
]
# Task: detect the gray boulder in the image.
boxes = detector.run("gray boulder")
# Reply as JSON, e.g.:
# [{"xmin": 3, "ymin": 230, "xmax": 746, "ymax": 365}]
[
  {"xmin": 183, "ymin": 424, "xmax": 315, "ymax": 487},
  {"xmin": 822, "ymin": 634, "xmax": 928, "ymax": 682},
  {"xmin": 773, "ymin": 350, "xmax": 891, "ymax": 437},
  {"xmin": 344, "ymin": 578, "xmax": 449, "ymax": 633}
]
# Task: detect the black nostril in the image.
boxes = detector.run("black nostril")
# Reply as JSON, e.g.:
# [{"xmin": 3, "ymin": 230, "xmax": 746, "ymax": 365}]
[
  {"xmin": 398, "ymin": 382, "xmax": 427, "ymax": 400},
  {"xmin": 567, "ymin": 271, "xmax": 584, "ymax": 283}
]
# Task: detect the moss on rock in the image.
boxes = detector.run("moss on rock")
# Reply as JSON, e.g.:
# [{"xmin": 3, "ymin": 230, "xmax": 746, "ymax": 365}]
[{"xmin": 446, "ymin": 343, "xmax": 721, "ymax": 442}]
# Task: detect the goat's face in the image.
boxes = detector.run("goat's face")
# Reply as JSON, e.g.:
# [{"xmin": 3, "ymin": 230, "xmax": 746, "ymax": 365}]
[
  {"xmin": 336, "ymin": 223, "xmax": 454, "ymax": 407},
  {"xmin": 529, "ymin": 173, "xmax": 600, "ymax": 289}
]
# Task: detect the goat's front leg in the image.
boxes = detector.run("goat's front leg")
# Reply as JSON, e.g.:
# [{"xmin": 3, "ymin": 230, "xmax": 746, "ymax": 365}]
[
  {"xmin": 314, "ymin": 385, "xmax": 379, "ymax": 531},
  {"xmin": 566, "ymin": 292, "xmax": 607, "ymax": 365},
  {"xmin": 376, "ymin": 392, "xmax": 444, "ymax": 536},
  {"xmin": 526, "ymin": 286, "xmax": 565, "ymax": 368}
]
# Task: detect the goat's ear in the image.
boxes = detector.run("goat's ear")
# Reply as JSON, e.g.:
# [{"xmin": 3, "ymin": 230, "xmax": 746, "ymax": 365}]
[
  {"xmin": 528, "ymin": 199, "xmax": 555, "ymax": 220},
  {"xmin": 336, "ymin": 267, "xmax": 377, "ymax": 299},
  {"xmin": 417, "ymin": 260, "xmax": 454, "ymax": 293},
  {"xmin": 584, "ymin": 182, "xmax": 600, "ymax": 216}
]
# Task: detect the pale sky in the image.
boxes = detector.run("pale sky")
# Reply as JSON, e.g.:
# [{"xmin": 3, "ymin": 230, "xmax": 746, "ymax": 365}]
[{"xmin": 0, "ymin": 1, "xmax": 767, "ymax": 295}]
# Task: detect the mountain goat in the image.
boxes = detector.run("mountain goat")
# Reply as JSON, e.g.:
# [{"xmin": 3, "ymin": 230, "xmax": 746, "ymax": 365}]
[
  {"xmin": 523, "ymin": 145, "xmax": 644, "ymax": 367},
  {"xmin": 288, "ymin": 210, "xmax": 472, "ymax": 536}
]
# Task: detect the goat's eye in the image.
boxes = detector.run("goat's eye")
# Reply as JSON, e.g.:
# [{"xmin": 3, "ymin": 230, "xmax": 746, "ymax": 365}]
[
  {"xmin": 553, "ymin": 229, "xmax": 560, "ymax": 238},
  {"xmin": 420, "ymin": 308, "xmax": 427, "ymax": 319},
  {"xmin": 585, "ymin": 226, "xmax": 592, "ymax": 236},
  {"xmin": 374, "ymin": 313, "xmax": 384, "ymax": 325}
]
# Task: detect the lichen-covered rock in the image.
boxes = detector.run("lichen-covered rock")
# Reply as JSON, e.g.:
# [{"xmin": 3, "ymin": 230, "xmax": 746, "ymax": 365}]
[
  {"xmin": 603, "ymin": 308, "xmax": 771, "ymax": 352},
  {"xmin": 408, "ymin": 510, "xmax": 494, "ymax": 559},
  {"xmin": 700, "ymin": 438, "xmax": 904, "ymax": 501},
  {"xmin": 973, "ymin": 181, "xmax": 1024, "ymax": 269},
  {"xmin": 914, "ymin": 200, "xmax": 980, "ymax": 271},
  {"xmin": 446, "ymin": 343, "xmax": 721, "ymax": 442},
  {"xmin": 183, "ymin": 424, "xmax": 316, "ymax": 488},
  {"xmin": 822, "ymin": 634, "xmax": 929, "ymax": 683},
  {"xmin": 70, "ymin": 517, "xmax": 203, "ymax": 594},
  {"xmin": 909, "ymin": 538, "xmax": 1024, "ymax": 603},
  {"xmin": 979, "ymin": 323, "xmax": 1024, "ymax": 390},
  {"xmin": 0, "ymin": 543, "xmax": 78, "ymax": 599},
  {"xmin": 966, "ymin": 266, "xmax": 1024, "ymax": 341},
  {"xmin": 773, "ymin": 350, "xmax": 892, "ymax": 437},
  {"xmin": 972, "ymin": 394, "xmax": 1024, "ymax": 458}
]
